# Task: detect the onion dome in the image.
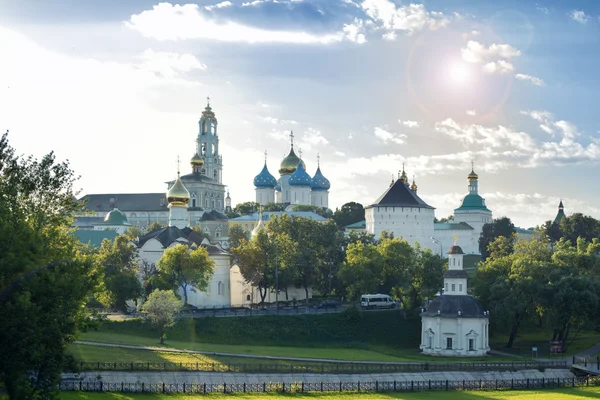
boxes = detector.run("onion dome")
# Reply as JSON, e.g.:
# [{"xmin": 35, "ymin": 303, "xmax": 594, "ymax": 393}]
[
  {"xmin": 104, "ymin": 208, "xmax": 128, "ymax": 225},
  {"xmin": 167, "ymin": 172, "xmax": 190, "ymax": 206},
  {"xmin": 190, "ymin": 153, "xmax": 204, "ymax": 168},
  {"xmin": 447, "ymin": 245, "xmax": 465, "ymax": 255},
  {"xmin": 311, "ymin": 166, "xmax": 330, "ymax": 191},
  {"xmin": 254, "ymin": 163, "xmax": 277, "ymax": 188},
  {"xmin": 289, "ymin": 162, "xmax": 313, "ymax": 186},
  {"xmin": 399, "ymin": 163, "xmax": 408, "ymax": 185},
  {"xmin": 279, "ymin": 147, "xmax": 306, "ymax": 175},
  {"xmin": 468, "ymin": 169, "xmax": 478, "ymax": 182},
  {"xmin": 410, "ymin": 176, "xmax": 418, "ymax": 192},
  {"xmin": 251, "ymin": 213, "xmax": 265, "ymax": 237}
]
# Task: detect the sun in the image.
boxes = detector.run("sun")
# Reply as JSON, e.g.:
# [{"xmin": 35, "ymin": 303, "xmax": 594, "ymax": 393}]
[{"xmin": 448, "ymin": 62, "xmax": 470, "ymax": 84}]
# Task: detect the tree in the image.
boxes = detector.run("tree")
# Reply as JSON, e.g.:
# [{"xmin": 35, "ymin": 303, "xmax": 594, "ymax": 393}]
[
  {"xmin": 333, "ymin": 202, "xmax": 364, "ymax": 228},
  {"xmin": 479, "ymin": 217, "xmax": 516, "ymax": 260},
  {"xmin": 141, "ymin": 289, "xmax": 181, "ymax": 344},
  {"xmin": 0, "ymin": 131, "xmax": 100, "ymax": 399},
  {"xmin": 229, "ymin": 224, "xmax": 248, "ymax": 251},
  {"xmin": 233, "ymin": 201, "xmax": 260, "ymax": 215},
  {"xmin": 97, "ymin": 235, "xmax": 142, "ymax": 312},
  {"xmin": 289, "ymin": 204, "xmax": 334, "ymax": 219},
  {"xmin": 157, "ymin": 244, "xmax": 215, "ymax": 305},
  {"xmin": 434, "ymin": 215, "xmax": 454, "ymax": 223},
  {"xmin": 339, "ymin": 241, "xmax": 383, "ymax": 300},
  {"xmin": 147, "ymin": 221, "xmax": 165, "ymax": 233},
  {"xmin": 124, "ymin": 225, "xmax": 145, "ymax": 240},
  {"xmin": 230, "ymin": 231, "xmax": 273, "ymax": 303}
]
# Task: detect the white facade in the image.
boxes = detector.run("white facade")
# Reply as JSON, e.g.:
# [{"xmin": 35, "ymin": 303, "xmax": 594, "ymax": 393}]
[
  {"xmin": 311, "ymin": 190, "xmax": 328, "ymax": 208},
  {"xmin": 420, "ymin": 245, "xmax": 490, "ymax": 357},
  {"xmin": 289, "ymin": 185, "xmax": 311, "ymax": 206},
  {"xmin": 255, "ymin": 188, "xmax": 275, "ymax": 205},
  {"xmin": 367, "ymin": 168, "xmax": 492, "ymax": 256}
]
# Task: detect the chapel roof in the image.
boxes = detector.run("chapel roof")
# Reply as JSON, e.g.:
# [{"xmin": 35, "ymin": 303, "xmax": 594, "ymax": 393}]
[
  {"xmin": 434, "ymin": 222, "xmax": 474, "ymax": 231},
  {"xmin": 79, "ymin": 193, "xmax": 168, "ymax": 212},
  {"xmin": 444, "ymin": 270, "xmax": 468, "ymax": 279},
  {"xmin": 421, "ymin": 295, "xmax": 486, "ymax": 318},
  {"xmin": 367, "ymin": 179, "xmax": 434, "ymax": 209},
  {"xmin": 136, "ymin": 226, "xmax": 228, "ymax": 255}
]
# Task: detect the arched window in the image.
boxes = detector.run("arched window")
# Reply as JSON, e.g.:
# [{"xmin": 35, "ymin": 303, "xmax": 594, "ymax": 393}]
[{"xmin": 218, "ymin": 281, "xmax": 223, "ymax": 295}]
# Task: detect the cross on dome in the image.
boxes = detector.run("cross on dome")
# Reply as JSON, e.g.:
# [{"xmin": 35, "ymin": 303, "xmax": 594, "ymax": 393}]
[
  {"xmin": 317, "ymin": 153, "xmax": 320, "ymax": 166},
  {"xmin": 290, "ymin": 131, "xmax": 294, "ymax": 147},
  {"xmin": 206, "ymin": 96, "xmax": 210, "ymax": 107},
  {"xmin": 264, "ymin": 150, "xmax": 268, "ymax": 164}
]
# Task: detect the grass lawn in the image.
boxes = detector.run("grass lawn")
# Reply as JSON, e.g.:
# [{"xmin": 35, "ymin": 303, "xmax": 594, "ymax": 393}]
[
  {"xmin": 76, "ymin": 331, "xmax": 512, "ymax": 363},
  {"xmin": 58, "ymin": 387, "xmax": 600, "ymax": 400},
  {"xmin": 490, "ymin": 328, "xmax": 600, "ymax": 358}
]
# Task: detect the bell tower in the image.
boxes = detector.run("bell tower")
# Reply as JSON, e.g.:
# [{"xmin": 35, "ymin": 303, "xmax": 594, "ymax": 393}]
[{"xmin": 198, "ymin": 97, "xmax": 223, "ymax": 183}]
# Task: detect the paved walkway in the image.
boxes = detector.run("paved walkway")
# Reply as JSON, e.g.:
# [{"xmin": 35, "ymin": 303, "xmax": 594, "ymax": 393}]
[{"xmin": 64, "ymin": 369, "xmax": 574, "ymax": 385}]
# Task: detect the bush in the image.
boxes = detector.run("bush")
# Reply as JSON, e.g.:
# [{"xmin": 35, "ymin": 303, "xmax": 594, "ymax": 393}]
[{"xmin": 341, "ymin": 306, "xmax": 362, "ymax": 323}]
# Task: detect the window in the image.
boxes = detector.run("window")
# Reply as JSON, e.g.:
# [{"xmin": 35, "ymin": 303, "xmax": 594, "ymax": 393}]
[
  {"xmin": 469, "ymin": 339, "xmax": 475, "ymax": 351},
  {"xmin": 459, "ymin": 284, "xmax": 463, "ymax": 292},
  {"xmin": 218, "ymin": 281, "xmax": 223, "ymax": 296},
  {"xmin": 446, "ymin": 338, "xmax": 453, "ymax": 349},
  {"xmin": 451, "ymin": 284, "xmax": 456, "ymax": 292},
  {"xmin": 445, "ymin": 283, "xmax": 448, "ymax": 292},
  {"xmin": 428, "ymin": 337, "xmax": 433, "ymax": 349},
  {"xmin": 246, "ymin": 294, "xmax": 251, "ymax": 301}
]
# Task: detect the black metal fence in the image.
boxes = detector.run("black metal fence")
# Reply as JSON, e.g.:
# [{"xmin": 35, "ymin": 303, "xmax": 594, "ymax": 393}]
[
  {"xmin": 573, "ymin": 356, "xmax": 600, "ymax": 370},
  {"xmin": 76, "ymin": 360, "xmax": 567, "ymax": 374},
  {"xmin": 60, "ymin": 376, "xmax": 600, "ymax": 394}
]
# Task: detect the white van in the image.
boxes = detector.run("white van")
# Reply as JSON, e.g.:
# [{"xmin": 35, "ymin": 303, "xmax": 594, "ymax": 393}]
[{"xmin": 360, "ymin": 294, "xmax": 396, "ymax": 309}]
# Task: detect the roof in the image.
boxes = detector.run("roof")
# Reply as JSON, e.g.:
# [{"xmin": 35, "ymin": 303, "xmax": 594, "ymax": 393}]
[
  {"xmin": 137, "ymin": 226, "xmax": 229, "ymax": 255},
  {"xmin": 311, "ymin": 166, "xmax": 330, "ymax": 191},
  {"xmin": 421, "ymin": 295, "xmax": 486, "ymax": 318},
  {"xmin": 455, "ymin": 193, "xmax": 491, "ymax": 212},
  {"xmin": 447, "ymin": 245, "xmax": 465, "ymax": 255},
  {"xmin": 173, "ymin": 172, "xmax": 218, "ymax": 184},
  {"xmin": 553, "ymin": 210, "xmax": 566, "ymax": 225},
  {"xmin": 73, "ymin": 229, "xmax": 119, "ymax": 248},
  {"xmin": 104, "ymin": 209, "xmax": 129, "ymax": 225},
  {"xmin": 230, "ymin": 211, "xmax": 327, "ymax": 222},
  {"xmin": 80, "ymin": 193, "xmax": 168, "ymax": 213},
  {"xmin": 345, "ymin": 220, "xmax": 366, "ymax": 230},
  {"xmin": 73, "ymin": 216, "xmax": 104, "ymax": 228},
  {"xmin": 444, "ymin": 270, "xmax": 468, "ymax": 279},
  {"xmin": 288, "ymin": 163, "xmax": 313, "ymax": 187},
  {"xmin": 434, "ymin": 222, "xmax": 474, "ymax": 231},
  {"xmin": 254, "ymin": 163, "xmax": 277, "ymax": 188},
  {"xmin": 367, "ymin": 179, "xmax": 434, "ymax": 209}
]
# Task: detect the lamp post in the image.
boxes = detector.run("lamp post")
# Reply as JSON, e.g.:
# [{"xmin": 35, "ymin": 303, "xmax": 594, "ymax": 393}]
[{"xmin": 430, "ymin": 236, "xmax": 442, "ymax": 258}]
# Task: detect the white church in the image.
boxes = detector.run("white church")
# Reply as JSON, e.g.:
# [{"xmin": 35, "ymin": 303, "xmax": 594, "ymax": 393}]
[
  {"xmin": 365, "ymin": 165, "xmax": 492, "ymax": 255},
  {"xmin": 420, "ymin": 243, "xmax": 490, "ymax": 356}
]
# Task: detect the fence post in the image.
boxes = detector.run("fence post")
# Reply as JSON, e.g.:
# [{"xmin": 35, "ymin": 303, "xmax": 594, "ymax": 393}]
[
  {"xmin": 495, "ymin": 379, "xmax": 497, "ymax": 390},
  {"xmin": 394, "ymin": 380, "xmax": 397, "ymax": 391},
  {"xmin": 79, "ymin": 380, "xmax": 82, "ymax": 391},
  {"xmin": 224, "ymin": 383, "xmax": 226, "ymax": 393},
  {"xmin": 375, "ymin": 381, "xmax": 378, "ymax": 391},
  {"xmin": 302, "ymin": 382, "xmax": 304, "ymax": 392},
  {"xmin": 463, "ymin": 380, "xmax": 465, "ymax": 390},
  {"xmin": 321, "ymin": 382, "xmax": 323, "ymax": 392},
  {"xmin": 573, "ymin": 377, "xmax": 575, "ymax": 387},
  {"xmin": 542, "ymin": 378, "xmax": 545, "ymax": 388},
  {"xmin": 446, "ymin": 380, "xmax": 448, "ymax": 390},
  {"xmin": 162, "ymin": 382, "xmax": 165, "ymax": 393},
  {"xmin": 411, "ymin": 380, "xmax": 414, "ymax": 391},
  {"xmin": 264, "ymin": 382, "xmax": 266, "ymax": 392},
  {"xmin": 340, "ymin": 382, "xmax": 342, "ymax": 392},
  {"xmin": 142, "ymin": 382, "xmax": 144, "ymax": 392},
  {"xmin": 100, "ymin": 381, "xmax": 103, "ymax": 392},
  {"xmin": 573, "ymin": 356, "xmax": 576, "ymax": 364},
  {"xmin": 527, "ymin": 378, "xmax": 529, "ymax": 389},
  {"xmin": 203, "ymin": 383, "xmax": 206, "ymax": 394},
  {"xmin": 429, "ymin": 380, "xmax": 431, "ymax": 390},
  {"xmin": 122, "ymin": 382, "xmax": 124, "ymax": 392},
  {"xmin": 183, "ymin": 383, "xmax": 186, "ymax": 393}
]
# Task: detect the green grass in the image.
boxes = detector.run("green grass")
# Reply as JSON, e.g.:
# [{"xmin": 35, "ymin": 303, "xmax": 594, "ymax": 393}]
[
  {"xmin": 490, "ymin": 328, "xmax": 600, "ymax": 358},
  {"xmin": 58, "ymin": 386, "xmax": 600, "ymax": 400}
]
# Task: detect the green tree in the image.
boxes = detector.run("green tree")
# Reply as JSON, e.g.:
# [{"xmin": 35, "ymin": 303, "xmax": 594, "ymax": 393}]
[
  {"xmin": 0, "ymin": 132, "xmax": 101, "ymax": 399},
  {"xmin": 479, "ymin": 217, "xmax": 516, "ymax": 260},
  {"xmin": 233, "ymin": 201, "xmax": 260, "ymax": 215},
  {"xmin": 124, "ymin": 225, "xmax": 145, "ymax": 240},
  {"xmin": 333, "ymin": 202, "xmax": 365, "ymax": 228},
  {"xmin": 157, "ymin": 244, "xmax": 215, "ymax": 305},
  {"xmin": 339, "ymin": 241, "xmax": 383, "ymax": 300},
  {"xmin": 289, "ymin": 204, "xmax": 334, "ymax": 219},
  {"xmin": 230, "ymin": 231, "xmax": 272, "ymax": 303},
  {"xmin": 97, "ymin": 235, "xmax": 142, "ymax": 312},
  {"xmin": 141, "ymin": 289, "xmax": 182, "ymax": 344},
  {"xmin": 147, "ymin": 221, "xmax": 165, "ymax": 233},
  {"xmin": 229, "ymin": 224, "xmax": 248, "ymax": 251}
]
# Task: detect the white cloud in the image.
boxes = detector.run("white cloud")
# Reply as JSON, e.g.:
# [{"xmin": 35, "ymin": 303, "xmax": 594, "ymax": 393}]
[
  {"xmin": 334, "ymin": 151, "xmax": 346, "ymax": 157},
  {"xmin": 520, "ymin": 110, "xmax": 555, "ymax": 135},
  {"xmin": 205, "ymin": 1, "xmax": 233, "ymax": 11},
  {"xmin": 139, "ymin": 49, "xmax": 206, "ymax": 79},
  {"xmin": 263, "ymin": 116, "xmax": 298, "ymax": 125},
  {"xmin": 127, "ymin": 3, "xmax": 355, "ymax": 44},
  {"xmin": 461, "ymin": 40, "xmax": 520, "ymax": 75},
  {"xmin": 361, "ymin": 0, "xmax": 450, "ymax": 38},
  {"xmin": 399, "ymin": 120, "xmax": 419, "ymax": 128},
  {"xmin": 342, "ymin": 19, "xmax": 367, "ymax": 44},
  {"xmin": 299, "ymin": 128, "xmax": 329, "ymax": 150},
  {"xmin": 515, "ymin": 73, "xmax": 546, "ymax": 87},
  {"xmin": 242, "ymin": 0, "xmax": 264, "ymax": 6},
  {"xmin": 466, "ymin": 109, "xmax": 477, "ymax": 116},
  {"xmin": 374, "ymin": 127, "xmax": 407, "ymax": 144},
  {"xmin": 570, "ymin": 10, "xmax": 589, "ymax": 24},
  {"xmin": 257, "ymin": 101, "xmax": 272, "ymax": 108},
  {"xmin": 537, "ymin": 6, "xmax": 549, "ymax": 15},
  {"xmin": 435, "ymin": 118, "xmax": 535, "ymax": 150},
  {"xmin": 482, "ymin": 60, "xmax": 514, "ymax": 74}
]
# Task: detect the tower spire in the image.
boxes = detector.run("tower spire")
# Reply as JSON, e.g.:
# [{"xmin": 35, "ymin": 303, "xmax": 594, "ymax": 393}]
[
  {"xmin": 264, "ymin": 150, "xmax": 268, "ymax": 164},
  {"xmin": 290, "ymin": 131, "xmax": 294, "ymax": 148},
  {"xmin": 206, "ymin": 96, "xmax": 210, "ymax": 107},
  {"xmin": 177, "ymin": 155, "xmax": 180, "ymax": 176},
  {"xmin": 317, "ymin": 153, "xmax": 320, "ymax": 167}
]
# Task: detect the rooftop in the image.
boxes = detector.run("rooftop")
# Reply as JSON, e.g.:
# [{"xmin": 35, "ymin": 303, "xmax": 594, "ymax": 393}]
[{"xmin": 367, "ymin": 179, "xmax": 434, "ymax": 209}]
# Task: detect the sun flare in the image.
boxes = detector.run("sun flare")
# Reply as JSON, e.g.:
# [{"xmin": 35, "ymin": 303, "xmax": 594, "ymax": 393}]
[{"xmin": 448, "ymin": 62, "xmax": 470, "ymax": 84}]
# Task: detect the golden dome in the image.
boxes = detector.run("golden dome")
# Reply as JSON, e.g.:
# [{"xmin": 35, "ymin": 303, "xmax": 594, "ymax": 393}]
[
  {"xmin": 190, "ymin": 153, "xmax": 204, "ymax": 167},
  {"xmin": 468, "ymin": 169, "xmax": 478, "ymax": 182},
  {"xmin": 167, "ymin": 173, "xmax": 190, "ymax": 206},
  {"xmin": 279, "ymin": 147, "xmax": 306, "ymax": 175},
  {"xmin": 410, "ymin": 177, "xmax": 418, "ymax": 192}
]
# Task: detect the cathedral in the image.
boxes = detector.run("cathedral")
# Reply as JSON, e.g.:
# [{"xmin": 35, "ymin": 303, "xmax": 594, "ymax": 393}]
[
  {"xmin": 366, "ymin": 164, "xmax": 493, "ymax": 255},
  {"xmin": 78, "ymin": 100, "xmax": 230, "ymax": 242},
  {"xmin": 253, "ymin": 133, "xmax": 331, "ymax": 208}
]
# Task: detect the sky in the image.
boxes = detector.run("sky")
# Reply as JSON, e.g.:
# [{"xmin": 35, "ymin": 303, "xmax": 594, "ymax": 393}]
[{"xmin": 1, "ymin": 0, "xmax": 599, "ymax": 228}]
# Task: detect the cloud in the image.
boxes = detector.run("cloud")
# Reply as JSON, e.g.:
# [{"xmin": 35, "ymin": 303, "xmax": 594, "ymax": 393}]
[
  {"xmin": 334, "ymin": 151, "xmax": 346, "ymax": 157},
  {"xmin": 342, "ymin": 18, "xmax": 367, "ymax": 44},
  {"xmin": 299, "ymin": 128, "xmax": 329, "ymax": 150},
  {"xmin": 520, "ymin": 110, "xmax": 555, "ymax": 134},
  {"xmin": 205, "ymin": 1, "xmax": 233, "ymax": 11},
  {"xmin": 461, "ymin": 40, "xmax": 520, "ymax": 74},
  {"xmin": 483, "ymin": 60, "xmax": 514, "ymax": 74},
  {"xmin": 242, "ymin": 0, "xmax": 264, "ymax": 6},
  {"xmin": 570, "ymin": 10, "xmax": 589, "ymax": 24},
  {"xmin": 263, "ymin": 116, "xmax": 298, "ymax": 125},
  {"xmin": 374, "ymin": 127, "xmax": 407, "ymax": 144},
  {"xmin": 515, "ymin": 73, "xmax": 546, "ymax": 87},
  {"xmin": 466, "ymin": 109, "xmax": 477, "ymax": 116},
  {"xmin": 126, "ymin": 2, "xmax": 357, "ymax": 44},
  {"xmin": 435, "ymin": 118, "xmax": 535, "ymax": 150},
  {"xmin": 139, "ymin": 49, "xmax": 206, "ymax": 79},
  {"xmin": 361, "ymin": 0, "xmax": 450, "ymax": 38},
  {"xmin": 399, "ymin": 120, "xmax": 419, "ymax": 128},
  {"xmin": 537, "ymin": 6, "xmax": 549, "ymax": 15}
]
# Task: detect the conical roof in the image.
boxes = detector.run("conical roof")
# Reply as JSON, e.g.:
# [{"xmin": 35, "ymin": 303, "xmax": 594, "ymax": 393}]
[
  {"xmin": 167, "ymin": 173, "xmax": 190, "ymax": 206},
  {"xmin": 311, "ymin": 166, "xmax": 330, "ymax": 191},
  {"xmin": 289, "ymin": 162, "xmax": 313, "ymax": 187},
  {"xmin": 279, "ymin": 147, "xmax": 306, "ymax": 175},
  {"xmin": 254, "ymin": 163, "xmax": 277, "ymax": 188}
]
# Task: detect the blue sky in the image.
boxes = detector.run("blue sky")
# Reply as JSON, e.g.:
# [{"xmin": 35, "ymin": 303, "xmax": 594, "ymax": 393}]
[{"xmin": 1, "ymin": 0, "xmax": 599, "ymax": 228}]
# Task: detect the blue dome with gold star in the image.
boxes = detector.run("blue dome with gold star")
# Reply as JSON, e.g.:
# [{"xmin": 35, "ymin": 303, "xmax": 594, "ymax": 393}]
[
  {"xmin": 311, "ymin": 166, "xmax": 330, "ymax": 191},
  {"xmin": 289, "ymin": 162, "xmax": 313, "ymax": 187},
  {"xmin": 254, "ymin": 163, "xmax": 277, "ymax": 188}
]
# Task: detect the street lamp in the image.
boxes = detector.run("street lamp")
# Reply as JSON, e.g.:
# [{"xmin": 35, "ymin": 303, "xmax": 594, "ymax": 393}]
[{"xmin": 430, "ymin": 236, "xmax": 443, "ymax": 258}]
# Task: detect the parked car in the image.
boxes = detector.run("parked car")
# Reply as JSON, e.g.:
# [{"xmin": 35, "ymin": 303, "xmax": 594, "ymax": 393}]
[
  {"xmin": 317, "ymin": 300, "xmax": 341, "ymax": 309},
  {"xmin": 180, "ymin": 304, "xmax": 199, "ymax": 313},
  {"xmin": 360, "ymin": 294, "xmax": 396, "ymax": 309}
]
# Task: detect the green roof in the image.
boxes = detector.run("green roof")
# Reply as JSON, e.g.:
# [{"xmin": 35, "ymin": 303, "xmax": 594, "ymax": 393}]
[
  {"xmin": 73, "ymin": 230, "xmax": 119, "ymax": 248},
  {"xmin": 345, "ymin": 220, "xmax": 366, "ymax": 230},
  {"xmin": 434, "ymin": 222, "xmax": 474, "ymax": 231},
  {"xmin": 104, "ymin": 209, "xmax": 129, "ymax": 225},
  {"xmin": 455, "ymin": 193, "xmax": 491, "ymax": 212},
  {"xmin": 553, "ymin": 210, "xmax": 566, "ymax": 225}
]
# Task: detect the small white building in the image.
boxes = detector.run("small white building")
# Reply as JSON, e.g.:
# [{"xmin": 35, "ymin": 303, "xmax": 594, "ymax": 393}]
[{"xmin": 420, "ymin": 244, "xmax": 490, "ymax": 356}]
